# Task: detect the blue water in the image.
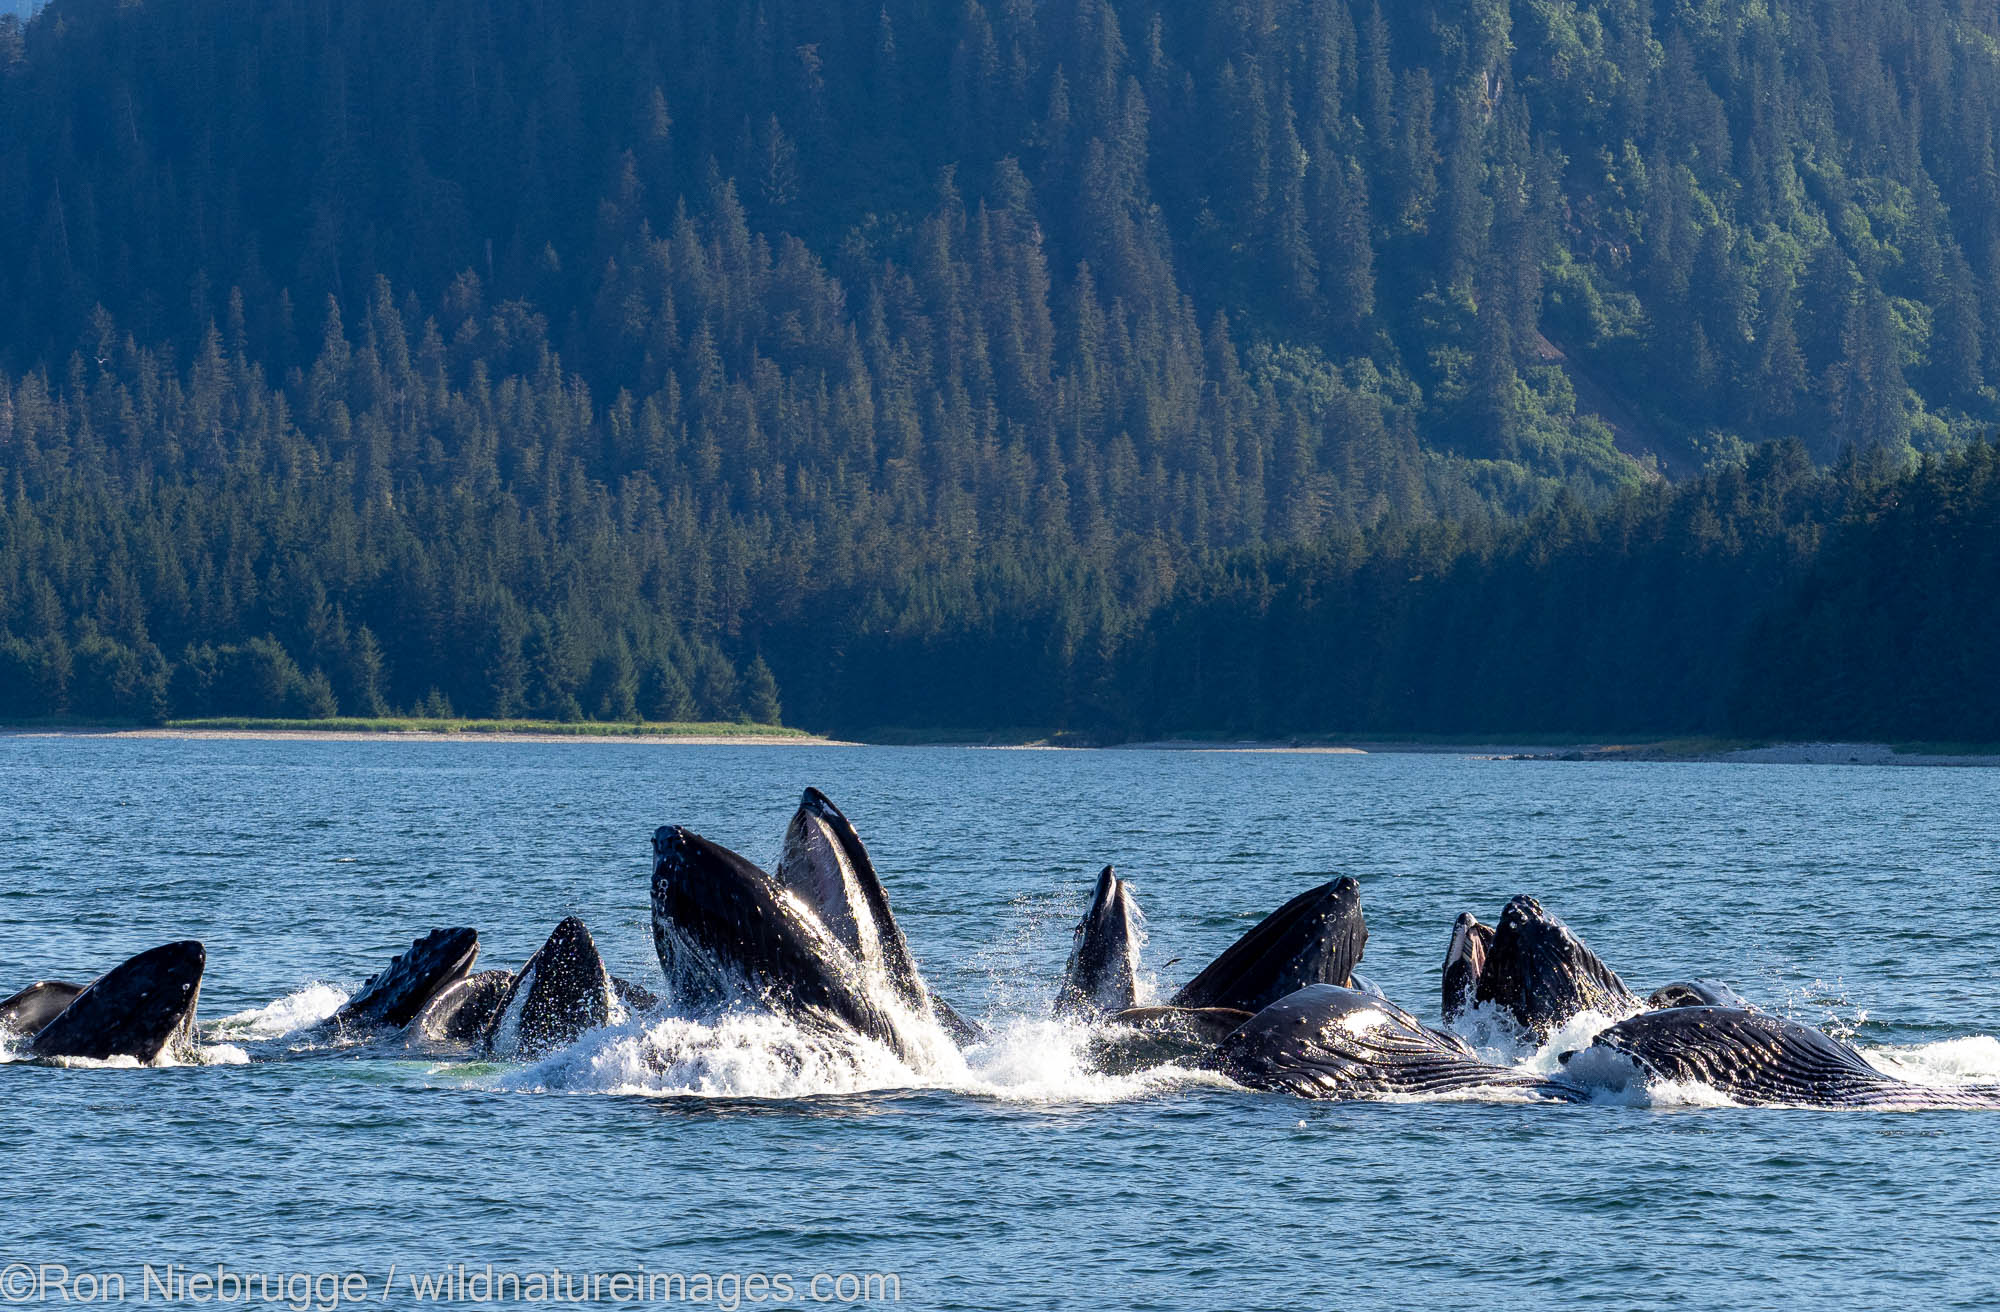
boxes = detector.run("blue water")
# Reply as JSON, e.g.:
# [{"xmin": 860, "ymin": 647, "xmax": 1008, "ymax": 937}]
[{"xmin": 3, "ymin": 737, "xmax": 1999, "ymax": 1310}]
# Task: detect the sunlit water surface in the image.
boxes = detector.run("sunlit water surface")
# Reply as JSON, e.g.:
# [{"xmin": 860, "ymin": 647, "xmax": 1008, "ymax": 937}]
[{"xmin": 3, "ymin": 738, "xmax": 1998, "ymax": 1310}]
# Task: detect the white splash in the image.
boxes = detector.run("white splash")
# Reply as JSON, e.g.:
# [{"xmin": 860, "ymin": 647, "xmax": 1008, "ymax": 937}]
[
  {"xmin": 482, "ymin": 1002, "xmax": 1229, "ymax": 1106},
  {"xmin": 207, "ymin": 983, "xmax": 349, "ymax": 1040},
  {"xmin": 1862, "ymin": 1035, "xmax": 2000, "ymax": 1086},
  {"xmin": 0, "ymin": 1023, "xmax": 247, "ymax": 1068},
  {"xmin": 498, "ymin": 1010, "xmax": 926, "ymax": 1099},
  {"xmin": 952, "ymin": 1018, "xmax": 1232, "ymax": 1104},
  {"xmin": 1443, "ymin": 999, "xmax": 1624, "ymax": 1074}
]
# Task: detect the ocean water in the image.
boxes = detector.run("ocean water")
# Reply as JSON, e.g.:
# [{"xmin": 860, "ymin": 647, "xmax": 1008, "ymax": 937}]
[{"xmin": 3, "ymin": 736, "xmax": 1998, "ymax": 1311}]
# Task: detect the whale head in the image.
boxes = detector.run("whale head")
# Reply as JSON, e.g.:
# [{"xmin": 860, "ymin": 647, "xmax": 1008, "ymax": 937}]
[
  {"xmin": 30, "ymin": 940, "xmax": 206, "ymax": 1064},
  {"xmin": 336, "ymin": 927, "xmax": 480, "ymax": 1032},
  {"xmin": 482, "ymin": 916, "xmax": 618, "ymax": 1058},
  {"xmin": 1172, "ymin": 876, "xmax": 1368, "ymax": 1014},
  {"xmin": 650, "ymin": 824, "xmax": 921, "ymax": 1063},
  {"xmin": 1476, "ymin": 896, "xmax": 1640, "ymax": 1039},
  {"xmin": 1055, "ymin": 866, "xmax": 1143, "ymax": 1019}
]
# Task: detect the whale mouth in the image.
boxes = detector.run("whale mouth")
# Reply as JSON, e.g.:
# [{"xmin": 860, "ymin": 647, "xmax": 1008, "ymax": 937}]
[
  {"xmin": 28, "ymin": 940, "xmax": 207, "ymax": 1065},
  {"xmin": 1056, "ymin": 866, "xmax": 1144, "ymax": 1019},
  {"xmin": 483, "ymin": 917, "xmax": 618, "ymax": 1059},
  {"xmin": 1475, "ymin": 895, "xmax": 1640, "ymax": 1039},
  {"xmin": 649, "ymin": 823, "xmax": 931, "ymax": 1067},
  {"xmin": 1171, "ymin": 876, "xmax": 1367, "ymax": 1014},
  {"xmin": 337, "ymin": 927, "xmax": 480, "ymax": 1032},
  {"xmin": 1441, "ymin": 912, "xmax": 1493, "ymax": 1023}
]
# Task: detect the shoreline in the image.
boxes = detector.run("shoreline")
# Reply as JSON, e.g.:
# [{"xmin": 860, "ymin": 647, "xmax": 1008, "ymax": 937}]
[
  {"xmin": 1500, "ymin": 740, "xmax": 2000, "ymax": 767},
  {"xmin": 3, "ymin": 725, "xmax": 1995, "ymax": 764}
]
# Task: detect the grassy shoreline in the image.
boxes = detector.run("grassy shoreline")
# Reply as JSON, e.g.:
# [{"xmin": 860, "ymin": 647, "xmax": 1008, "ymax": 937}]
[{"xmin": 3, "ymin": 719, "xmax": 1995, "ymax": 761}]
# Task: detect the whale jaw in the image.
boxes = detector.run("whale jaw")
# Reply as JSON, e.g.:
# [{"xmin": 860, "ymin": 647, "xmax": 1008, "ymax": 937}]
[
  {"xmin": 1055, "ymin": 866, "xmax": 1142, "ymax": 1019},
  {"xmin": 1475, "ymin": 896, "xmax": 1640, "ymax": 1039},
  {"xmin": 650, "ymin": 824, "xmax": 923, "ymax": 1064},
  {"xmin": 30, "ymin": 941, "xmax": 206, "ymax": 1065},
  {"xmin": 1173, "ymin": 877, "xmax": 1367, "ymax": 1014},
  {"xmin": 482, "ymin": 917, "xmax": 619, "ymax": 1059},
  {"xmin": 336, "ymin": 927, "xmax": 480, "ymax": 1032}
]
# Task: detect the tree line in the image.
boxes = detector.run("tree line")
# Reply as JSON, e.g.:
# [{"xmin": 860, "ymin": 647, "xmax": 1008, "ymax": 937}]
[{"xmin": 1, "ymin": 0, "xmax": 1996, "ymax": 735}]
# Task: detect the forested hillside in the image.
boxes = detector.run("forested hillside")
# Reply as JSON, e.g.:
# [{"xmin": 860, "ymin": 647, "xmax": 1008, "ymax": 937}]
[{"xmin": 1, "ymin": 0, "xmax": 1995, "ymax": 734}]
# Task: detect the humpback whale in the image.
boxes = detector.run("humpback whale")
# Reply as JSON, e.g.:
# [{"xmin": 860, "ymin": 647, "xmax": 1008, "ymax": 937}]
[
  {"xmin": 481, "ymin": 917, "xmax": 620, "ymax": 1058},
  {"xmin": 414, "ymin": 964, "xmax": 655, "ymax": 1051},
  {"xmin": 1172, "ymin": 877, "xmax": 1368, "ymax": 1014},
  {"xmin": 1573, "ymin": 1007, "xmax": 2000, "ymax": 1109},
  {"xmin": 0, "ymin": 980, "xmax": 86, "ymax": 1038},
  {"xmin": 334, "ymin": 927, "xmax": 479, "ymax": 1033},
  {"xmin": 778, "ymin": 789, "xmax": 927, "ymax": 1009},
  {"xmin": 776, "ymin": 788, "xmax": 981, "ymax": 1045},
  {"xmin": 1210, "ymin": 984, "xmax": 1579, "ymax": 1102},
  {"xmin": 1472, "ymin": 896, "xmax": 1642, "ymax": 1038},
  {"xmin": 27, "ymin": 941, "xmax": 206, "ymax": 1064},
  {"xmin": 1055, "ymin": 866, "xmax": 1142, "ymax": 1019},
  {"xmin": 651, "ymin": 824, "xmax": 935, "ymax": 1065}
]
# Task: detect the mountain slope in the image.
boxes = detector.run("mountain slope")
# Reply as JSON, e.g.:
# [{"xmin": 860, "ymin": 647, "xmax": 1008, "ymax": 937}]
[{"xmin": 0, "ymin": 0, "xmax": 1995, "ymax": 732}]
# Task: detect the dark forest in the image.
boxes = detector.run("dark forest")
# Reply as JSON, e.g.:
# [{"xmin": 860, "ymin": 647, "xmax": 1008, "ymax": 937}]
[{"xmin": 1, "ymin": 0, "xmax": 1994, "ymax": 736}]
